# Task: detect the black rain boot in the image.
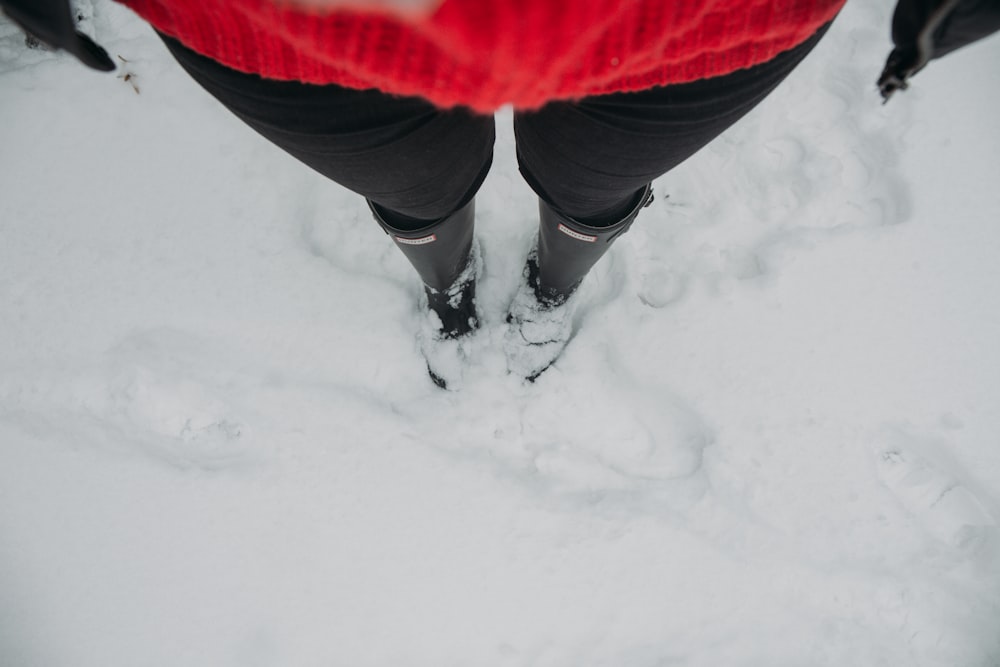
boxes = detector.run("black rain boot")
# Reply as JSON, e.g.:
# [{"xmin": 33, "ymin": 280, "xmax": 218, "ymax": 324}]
[
  {"xmin": 369, "ymin": 198, "xmax": 481, "ymax": 388},
  {"xmin": 505, "ymin": 184, "xmax": 653, "ymax": 381},
  {"xmin": 535, "ymin": 183, "xmax": 653, "ymax": 305}
]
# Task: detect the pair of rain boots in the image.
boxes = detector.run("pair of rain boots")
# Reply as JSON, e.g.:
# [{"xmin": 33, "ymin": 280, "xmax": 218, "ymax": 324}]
[{"xmin": 369, "ymin": 184, "xmax": 653, "ymax": 387}]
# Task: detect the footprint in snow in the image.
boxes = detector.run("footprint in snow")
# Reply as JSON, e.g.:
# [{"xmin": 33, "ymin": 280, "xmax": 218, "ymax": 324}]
[
  {"xmin": 875, "ymin": 442, "xmax": 997, "ymax": 552},
  {"xmin": 101, "ymin": 329, "xmax": 255, "ymax": 469},
  {"xmin": 521, "ymin": 371, "xmax": 710, "ymax": 490}
]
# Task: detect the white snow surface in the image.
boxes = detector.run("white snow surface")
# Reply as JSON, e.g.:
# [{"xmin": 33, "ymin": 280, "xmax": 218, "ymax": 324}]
[{"xmin": 2, "ymin": 2, "xmax": 999, "ymax": 666}]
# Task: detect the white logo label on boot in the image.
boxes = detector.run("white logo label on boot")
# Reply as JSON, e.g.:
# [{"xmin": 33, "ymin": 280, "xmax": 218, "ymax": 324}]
[
  {"xmin": 557, "ymin": 224, "xmax": 597, "ymax": 243},
  {"xmin": 395, "ymin": 234, "xmax": 437, "ymax": 245}
]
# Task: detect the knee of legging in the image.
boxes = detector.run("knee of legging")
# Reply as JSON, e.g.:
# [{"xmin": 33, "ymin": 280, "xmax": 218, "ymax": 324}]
[
  {"xmin": 373, "ymin": 146, "xmax": 494, "ymax": 223},
  {"xmin": 516, "ymin": 153, "xmax": 642, "ymax": 224},
  {"xmin": 373, "ymin": 113, "xmax": 495, "ymax": 221}
]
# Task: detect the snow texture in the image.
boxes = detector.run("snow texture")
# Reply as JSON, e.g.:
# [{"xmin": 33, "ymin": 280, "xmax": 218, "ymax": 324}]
[{"xmin": 1, "ymin": 2, "xmax": 999, "ymax": 666}]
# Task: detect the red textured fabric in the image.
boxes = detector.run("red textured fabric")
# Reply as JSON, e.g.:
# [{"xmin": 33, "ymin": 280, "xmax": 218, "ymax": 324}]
[{"xmin": 117, "ymin": 0, "xmax": 845, "ymax": 112}]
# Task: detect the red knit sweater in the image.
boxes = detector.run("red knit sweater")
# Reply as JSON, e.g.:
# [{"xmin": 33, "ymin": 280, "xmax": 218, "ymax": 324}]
[{"xmin": 118, "ymin": 0, "xmax": 845, "ymax": 112}]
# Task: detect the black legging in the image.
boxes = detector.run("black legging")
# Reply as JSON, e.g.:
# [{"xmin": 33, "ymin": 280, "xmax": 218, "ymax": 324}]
[{"xmin": 160, "ymin": 23, "xmax": 829, "ymax": 226}]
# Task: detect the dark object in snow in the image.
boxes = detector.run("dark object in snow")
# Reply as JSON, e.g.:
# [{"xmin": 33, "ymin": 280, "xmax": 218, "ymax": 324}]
[
  {"xmin": 117, "ymin": 58, "xmax": 140, "ymax": 94},
  {"xmin": 1, "ymin": 0, "xmax": 115, "ymax": 71},
  {"xmin": 119, "ymin": 71, "xmax": 140, "ymax": 94},
  {"xmin": 880, "ymin": 0, "xmax": 1000, "ymax": 102}
]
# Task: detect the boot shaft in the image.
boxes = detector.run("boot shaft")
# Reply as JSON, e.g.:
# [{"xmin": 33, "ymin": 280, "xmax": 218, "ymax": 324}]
[
  {"xmin": 535, "ymin": 184, "xmax": 652, "ymax": 302},
  {"xmin": 369, "ymin": 198, "xmax": 476, "ymax": 292}
]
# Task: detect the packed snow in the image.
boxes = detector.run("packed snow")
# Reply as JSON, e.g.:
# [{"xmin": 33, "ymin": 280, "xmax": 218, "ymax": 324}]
[{"xmin": 1, "ymin": 1, "xmax": 999, "ymax": 665}]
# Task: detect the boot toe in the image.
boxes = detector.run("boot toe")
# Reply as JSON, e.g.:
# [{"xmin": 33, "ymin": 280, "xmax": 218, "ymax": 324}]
[{"xmin": 504, "ymin": 272, "xmax": 575, "ymax": 382}]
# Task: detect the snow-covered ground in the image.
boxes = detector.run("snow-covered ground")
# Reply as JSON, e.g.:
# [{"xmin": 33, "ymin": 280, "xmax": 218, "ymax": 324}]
[{"xmin": 2, "ymin": 2, "xmax": 999, "ymax": 665}]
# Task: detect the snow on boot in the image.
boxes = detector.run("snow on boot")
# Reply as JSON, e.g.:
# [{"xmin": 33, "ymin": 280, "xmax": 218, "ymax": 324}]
[
  {"xmin": 504, "ymin": 247, "xmax": 576, "ymax": 382},
  {"xmin": 505, "ymin": 185, "xmax": 652, "ymax": 381},
  {"xmin": 369, "ymin": 198, "xmax": 481, "ymax": 388},
  {"xmin": 418, "ymin": 239, "xmax": 483, "ymax": 389}
]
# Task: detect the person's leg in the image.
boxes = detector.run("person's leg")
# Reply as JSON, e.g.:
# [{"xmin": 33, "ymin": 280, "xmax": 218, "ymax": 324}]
[
  {"xmin": 159, "ymin": 34, "xmax": 495, "ymax": 351},
  {"xmin": 514, "ymin": 23, "xmax": 831, "ymax": 298},
  {"xmin": 161, "ymin": 34, "xmax": 495, "ymax": 223},
  {"xmin": 514, "ymin": 23, "xmax": 831, "ymax": 228},
  {"xmin": 507, "ymin": 24, "xmax": 831, "ymax": 380}
]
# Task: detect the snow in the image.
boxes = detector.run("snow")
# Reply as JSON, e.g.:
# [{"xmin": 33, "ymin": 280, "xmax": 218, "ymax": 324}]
[{"xmin": 2, "ymin": 1, "xmax": 999, "ymax": 665}]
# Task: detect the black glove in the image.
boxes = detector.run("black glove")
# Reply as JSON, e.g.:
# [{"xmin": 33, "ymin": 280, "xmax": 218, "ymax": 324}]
[
  {"xmin": 1, "ymin": 0, "xmax": 115, "ymax": 71},
  {"xmin": 880, "ymin": 0, "xmax": 1000, "ymax": 102}
]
